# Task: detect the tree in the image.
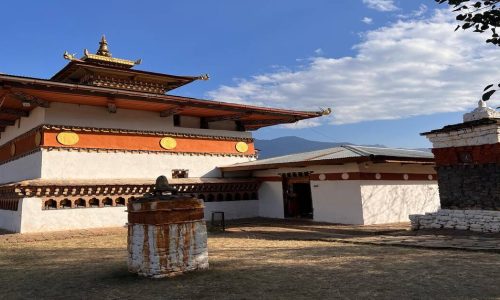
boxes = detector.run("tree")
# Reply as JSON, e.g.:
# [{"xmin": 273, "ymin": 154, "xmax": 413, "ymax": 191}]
[{"xmin": 435, "ymin": 0, "xmax": 500, "ymax": 100}]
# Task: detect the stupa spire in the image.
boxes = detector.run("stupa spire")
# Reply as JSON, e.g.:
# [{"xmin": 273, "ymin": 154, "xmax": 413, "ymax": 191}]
[
  {"xmin": 96, "ymin": 35, "xmax": 112, "ymax": 57},
  {"xmin": 63, "ymin": 35, "xmax": 141, "ymax": 69}
]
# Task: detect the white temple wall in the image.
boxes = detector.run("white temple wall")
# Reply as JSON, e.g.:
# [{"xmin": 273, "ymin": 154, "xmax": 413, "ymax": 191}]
[
  {"xmin": 19, "ymin": 197, "xmax": 128, "ymax": 233},
  {"xmin": 204, "ymin": 200, "xmax": 259, "ymax": 220},
  {"xmin": 0, "ymin": 152, "xmax": 42, "ymax": 184},
  {"xmin": 311, "ymin": 180, "xmax": 365, "ymax": 224},
  {"xmin": 40, "ymin": 150, "xmax": 254, "ymax": 179},
  {"xmin": 360, "ymin": 182, "xmax": 440, "ymax": 225},
  {"xmin": 45, "ymin": 102, "xmax": 174, "ymax": 131},
  {"xmin": 0, "ymin": 197, "xmax": 258, "ymax": 233},
  {"xmin": 179, "ymin": 116, "xmax": 200, "ymax": 128},
  {"xmin": 0, "ymin": 207, "xmax": 22, "ymax": 232},
  {"xmin": 0, "ymin": 107, "xmax": 45, "ymax": 147},
  {"xmin": 258, "ymin": 182, "xmax": 284, "ymax": 219},
  {"xmin": 44, "ymin": 103, "xmax": 251, "ymax": 139},
  {"xmin": 209, "ymin": 120, "xmax": 237, "ymax": 131}
]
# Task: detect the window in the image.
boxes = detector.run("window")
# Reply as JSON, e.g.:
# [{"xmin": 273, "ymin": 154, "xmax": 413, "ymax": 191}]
[
  {"xmin": 200, "ymin": 118, "xmax": 208, "ymax": 129},
  {"xmin": 60, "ymin": 199, "xmax": 71, "ymax": 209},
  {"xmin": 103, "ymin": 198, "xmax": 113, "ymax": 207},
  {"xmin": 44, "ymin": 199, "xmax": 57, "ymax": 210},
  {"xmin": 172, "ymin": 169, "xmax": 189, "ymax": 179},
  {"xmin": 115, "ymin": 197, "xmax": 126, "ymax": 206},
  {"xmin": 75, "ymin": 198, "xmax": 86, "ymax": 208},
  {"xmin": 89, "ymin": 198, "xmax": 100, "ymax": 208},
  {"xmin": 173, "ymin": 115, "xmax": 180, "ymax": 127}
]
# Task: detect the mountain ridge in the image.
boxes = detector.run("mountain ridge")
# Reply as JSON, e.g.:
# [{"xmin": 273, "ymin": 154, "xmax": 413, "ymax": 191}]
[{"xmin": 254, "ymin": 136, "xmax": 388, "ymax": 159}]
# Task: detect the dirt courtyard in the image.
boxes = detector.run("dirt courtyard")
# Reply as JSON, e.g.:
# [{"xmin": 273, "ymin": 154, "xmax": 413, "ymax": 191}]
[{"xmin": 0, "ymin": 220, "xmax": 499, "ymax": 299}]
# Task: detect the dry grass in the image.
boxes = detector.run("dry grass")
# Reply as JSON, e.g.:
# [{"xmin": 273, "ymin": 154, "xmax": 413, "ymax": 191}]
[{"xmin": 0, "ymin": 228, "xmax": 499, "ymax": 299}]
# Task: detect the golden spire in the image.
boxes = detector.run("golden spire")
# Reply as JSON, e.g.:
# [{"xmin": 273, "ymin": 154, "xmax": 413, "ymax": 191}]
[{"xmin": 96, "ymin": 35, "xmax": 112, "ymax": 57}]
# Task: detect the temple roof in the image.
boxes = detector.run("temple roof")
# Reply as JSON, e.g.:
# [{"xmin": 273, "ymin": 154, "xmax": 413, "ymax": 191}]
[
  {"xmin": 52, "ymin": 36, "xmax": 207, "ymax": 94},
  {"xmin": 0, "ymin": 73, "xmax": 326, "ymax": 132},
  {"xmin": 0, "ymin": 37, "xmax": 329, "ymax": 134}
]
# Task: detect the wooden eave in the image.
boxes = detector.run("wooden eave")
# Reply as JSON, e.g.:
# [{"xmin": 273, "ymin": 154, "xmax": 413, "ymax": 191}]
[
  {"xmin": 219, "ymin": 156, "xmax": 435, "ymax": 172},
  {"xmin": 0, "ymin": 74, "xmax": 322, "ymax": 132},
  {"xmin": 0, "ymin": 177, "xmax": 260, "ymax": 198}
]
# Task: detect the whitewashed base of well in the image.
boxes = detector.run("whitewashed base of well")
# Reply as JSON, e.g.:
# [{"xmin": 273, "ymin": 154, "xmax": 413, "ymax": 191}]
[
  {"xmin": 127, "ymin": 221, "xmax": 209, "ymax": 278},
  {"xmin": 410, "ymin": 209, "xmax": 500, "ymax": 233}
]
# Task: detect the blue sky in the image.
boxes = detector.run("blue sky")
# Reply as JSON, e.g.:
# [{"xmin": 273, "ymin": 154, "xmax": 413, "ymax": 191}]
[{"xmin": 1, "ymin": 0, "xmax": 498, "ymax": 148}]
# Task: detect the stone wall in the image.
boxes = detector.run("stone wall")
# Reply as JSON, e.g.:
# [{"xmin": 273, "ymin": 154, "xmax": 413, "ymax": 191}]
[
  {"xmin": 436, "ymin": 164, "xmax": 500, "ymax": 210},
  {"xmin": 410, "ymin": 209, "xmax": 500, "ymax": 233}
]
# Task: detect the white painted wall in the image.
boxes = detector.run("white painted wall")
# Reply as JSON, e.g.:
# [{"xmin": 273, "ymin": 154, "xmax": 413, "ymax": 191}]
[
  {"xmin": 0, "ymin": 107, "xmax": 45, "ymax": 147},
  {"xmin": 209, "ymin": 120, "xmax": 237, "ymax": 131},
  {"xmin": 179, "ymin": 116, "xmax": 200, "ymax": 129},
  {"xmin": 0, "ymin": 206, "xmax": 22, "ymax": 232},
  {"xmin": 19, "ymin": 197, "xmax": 128, "ymax": 233},
  {"xmin": 45, "ymin": 103, "xmax": 251, "ymax": 139},
  {"xmin": 311, "ymin": 180, "xmax": 365, "ymax": 224},
  {"xmin": 41, "ymin": 150, "xmax": 254, "ymax": 179},
  {"xmin": 0, "ymin": 152, "xmax": 42, "ymax": 184},
  {"xmin": 46, "ymin": 102, "xmax": 173, "ymax": 131},
  {"xmin": 204, "ymin": 200, "xmax": 259, "ymax": 220},
  {"xmin": 425, "ymin": 123, "xmax": 500, "ymax": 148},
  {"xmin": 7, "ymin": 197, "xmax": 257, "ymax": 233},
  {"xmin": 360, "ymin": 181, "xmax": 440, "ymax": 225},
  {"xmin": 258, "ymin": 182, "xmax": 284, "ymax": 218}
]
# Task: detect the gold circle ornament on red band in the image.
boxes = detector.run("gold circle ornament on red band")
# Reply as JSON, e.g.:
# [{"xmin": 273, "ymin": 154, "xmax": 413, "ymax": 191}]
[
  {"xmin": 235, "ymin": 141, "xmax": 249, "ymax": 153},
  {"xmin": 34, "ymin": 131, "xmax": 42, "ymax": 147},
  {"xmin": 10, "ymin": 143, "xmax": 16, "ymax": 157},
  {"xmin": 56, "ymin": 132, "xmax": 80, "ymax": 146},
  {"xmin": 160, "ymin": 137, "xmax": 177, "ymax": 150}
]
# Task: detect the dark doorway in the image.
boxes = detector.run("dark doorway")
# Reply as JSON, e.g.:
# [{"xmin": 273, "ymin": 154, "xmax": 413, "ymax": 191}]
[{"xmin": 283, "ymin": 177, "xmax": 313, "ymax": 219}]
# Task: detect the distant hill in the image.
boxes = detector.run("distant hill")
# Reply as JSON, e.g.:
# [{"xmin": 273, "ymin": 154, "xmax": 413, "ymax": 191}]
[{"xmin": 254, "ymin": 136, "xmax": 386, "ymax": 159}]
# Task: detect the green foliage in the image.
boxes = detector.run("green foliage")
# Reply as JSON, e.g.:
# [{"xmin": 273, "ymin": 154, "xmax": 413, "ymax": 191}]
[{"xmin": 436, "ymin": 0, "xmax": 500, "ymax": 100}]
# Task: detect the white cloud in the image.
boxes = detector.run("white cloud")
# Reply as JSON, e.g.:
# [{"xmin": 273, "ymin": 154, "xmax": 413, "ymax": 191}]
[
  {"xmin": 363, "ymin": 0, "xmax": 398, "ymax": 12},
  {"xmin": 362, "ymin": 17, "xmax": 373, "ymax": 24},
  {"xmin": 207, "ymin": 9, "xmax": 500, "ymax": 126},
  {"xmin": 397, "ymin": 4, "xmax": 428, "ymax": 19},
  {"xmin": 314, "ymin": 48, "xmax": 324, "ymax": 55}
]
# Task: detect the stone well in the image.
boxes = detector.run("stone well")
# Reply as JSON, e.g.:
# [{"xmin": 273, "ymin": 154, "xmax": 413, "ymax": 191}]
[
  {"xmin": 127, "ymin": 176, "xmax": 209, "ymax": 278},
  {"xmin": 411, "ymin": 101, "xmax": 500, "ymax": 233}
]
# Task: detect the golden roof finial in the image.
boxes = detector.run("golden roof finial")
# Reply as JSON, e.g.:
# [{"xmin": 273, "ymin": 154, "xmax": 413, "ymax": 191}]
[
  {"xmin": 96, "ymin": 35, "xmax": 112, "ymax": 57},
  {"xmin": 320, "ymin": 107, "xmax": 332, "ymax": 116}
]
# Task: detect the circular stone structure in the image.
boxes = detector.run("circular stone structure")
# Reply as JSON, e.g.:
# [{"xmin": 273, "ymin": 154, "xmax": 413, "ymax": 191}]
[{"xmin": 127, "ymin": 176, "xmax": 209, "ymax": 278}]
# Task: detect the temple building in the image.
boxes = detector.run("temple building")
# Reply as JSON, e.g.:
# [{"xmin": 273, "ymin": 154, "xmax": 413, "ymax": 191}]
[
  {"xmin": 0, "ymin": 37, "xmax": 326, "ymax": 232},
  {"xmin": 221, "ymin": 145, "xmax": 439, "ymax": 225}
]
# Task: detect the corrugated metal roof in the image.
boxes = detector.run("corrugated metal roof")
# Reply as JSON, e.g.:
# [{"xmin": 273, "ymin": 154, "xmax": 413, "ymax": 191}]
[
  {"xmin": 222, "ymin": 145, "xmax": 433, "ymax": 169},
  {"xmin": 343, "ymin": 145, "xmax": 433, "ymax": 159}
]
